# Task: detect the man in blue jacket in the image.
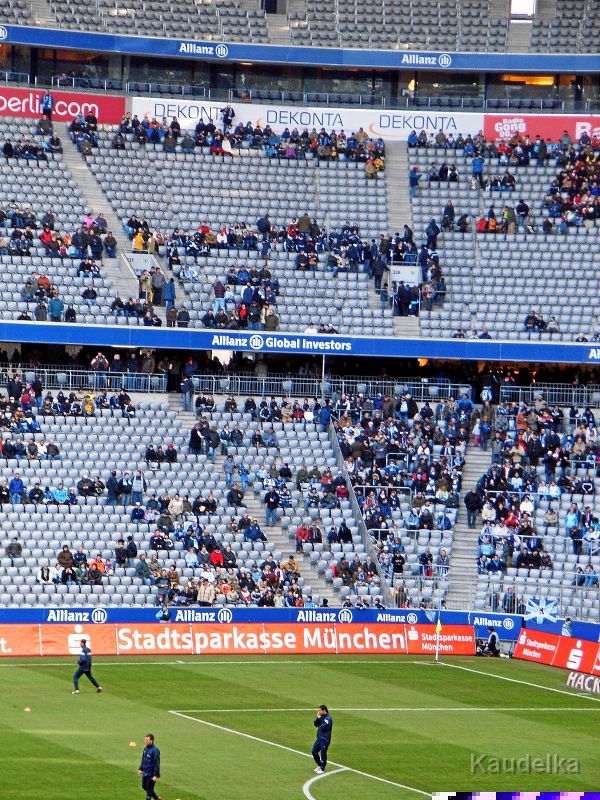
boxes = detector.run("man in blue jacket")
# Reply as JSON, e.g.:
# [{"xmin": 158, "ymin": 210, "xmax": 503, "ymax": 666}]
[
  {"xmin": 138, "ymin": 733, "xmax": 161, "ymax": 800},
  {"xmin": 72, "ymin": 639, "xmax": 102, "ymax": 694},
  {"xmin": 311, "ymin": 704, "xmax": 333, "ymax": 774}
]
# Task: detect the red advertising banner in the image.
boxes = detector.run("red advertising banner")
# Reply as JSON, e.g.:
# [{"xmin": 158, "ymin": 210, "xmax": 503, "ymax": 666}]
[
  {"xmin": 513, "ymin": 629, "xmax": 600, "ymax": 676},
  {"xmin": 406, "ymin": 624, "xmax": 476, "ymax": 656},
  {"xmin": 116, "ymin": 623, "xmax": 410, "ymax": 656},
  {"xmin": 0, "ymin": 87, "xmax": 125, "ymax": 123},
  {"xmin": 484, "ymin": 113, "xmax": 600, "ymax": 142},
  {"xmin": 554, "ymin": 636, "xmax": 600, "ymax": 676},
  {"xmin": 0, "ymin": 622, "xmax": 466, "ymax": 657},
  {"xmin": 513, "ymin": 629, "xmax": 560, "ymax": 667},
  {"xmin": 0, "ymin": 624, "xmax": 41, "ymax": 656},
  {"xmin": 41, "ymin": 624, "xmax": 117, "ymax": 656}
]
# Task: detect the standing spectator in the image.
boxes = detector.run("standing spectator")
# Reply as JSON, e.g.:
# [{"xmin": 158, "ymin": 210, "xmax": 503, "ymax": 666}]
[
  {"xmin": 41, "ymin": 91, "xmax": 54, "ymax": 120},
  {"xmin": 213, "ymin": 279, "xmax": 226, "ymax": 314},
  {"xmin": 180, "ymin": 376, "xmax": 194, "ymax": 412},
  {"xmin": 223, "ymin": 455, "xmax": 236, "ymax": 488},
  {"xmin": 425, "ymin": 219, "xmax": 440, "ymax": 249},
  {"xmin": 131, "ymin": 469, "xmax": 147, "ymax": 506},
  {"xmin": 516, "ymin": 199, "xmax": 529, "ymax": 231},
  {"xmin": 163, "ymin": 278, "xmax": 176, "ymax": 311},
  {"xmin": 502, "ymin": 586, "xmax": 516, "ymax": 613},
  {"xmin": 48, "ymin": 294, "xmax": 64, "ymax": 321},
  {"xmin": 319, "ymin": 401, "xmax": 332, "ymax": 432},
  {"xmin": 106, "ymin": 470, "xmax": 120, "ymax": 505},
  {"xmin": 91, "ymin": 351, "xmax": 109, "ymax": 388},
  {"xmin": 464, "ymin": 488, "xmax": 482, "ymax": 529},
  {"xmin": 263, "ymin": 485, "xmax": 280, "ymax": 527},
  {"xmin": 9, "ymin": 473, "xmax": 25, "ymax": 504},
  {"xmin": 409, "ymin": 166, "xmax": 421, "ymax": 198},
  {"xmin": 472, "ymin": 153, "xmax": 484, "ymax": 188},
  {"xmin": 151, "ymin": 268, "xmax": 166, "ymax": 305}
]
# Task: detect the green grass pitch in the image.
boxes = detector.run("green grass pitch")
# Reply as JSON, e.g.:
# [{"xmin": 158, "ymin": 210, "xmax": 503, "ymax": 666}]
[{"xmin": 1, "ymin": 655, "xmax": 598, "ymax": 798}]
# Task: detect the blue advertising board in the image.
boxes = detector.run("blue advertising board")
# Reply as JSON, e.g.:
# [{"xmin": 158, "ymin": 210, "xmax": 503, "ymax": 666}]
[
  {"xmin": 525, "ymin": 618, "xmax": 600, "ymax": 643},
  {"xmin": 0, "ymin": 607, "xmax": 593, "ymax": 643},
  {"xmin": 2, "ymin": 320, "xmax": 600, "ymax": 366},
  {"xmin": 1, "ymin": 24, "xmax": 600, "ymax": 73},
  {"xmin": 468, "ymin": 611, "xmax": 523, "ymax": 641}
]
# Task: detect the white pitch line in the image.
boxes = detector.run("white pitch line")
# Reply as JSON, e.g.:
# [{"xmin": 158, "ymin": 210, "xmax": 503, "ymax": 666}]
[
  {"xmin": 0, "ymin": 658, "xmax": 402, "ymax": 668},
  {"xmin": 173, "ymin": 706, "xmax": 600, "ymax": 713},
  {"xmin": 168, "ymin": 710, "xmax": 429, "ymax": 797},
  {"xmin": 435, "ymin": 661, "xmax": 600, "ymax": 703},
  {"xmin": 303, "ymin": 767, "xmax": 348, "ymax": 800}
]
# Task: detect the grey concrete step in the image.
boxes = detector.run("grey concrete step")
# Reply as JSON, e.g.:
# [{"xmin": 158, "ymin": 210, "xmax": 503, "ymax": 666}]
[
  {"xmin": 446, "ymin": 442, "xmax": 493, "ymax": 607},
  {"xmin": 60, "ymin": 128, "xmax": 138, "ymax": 301},
  {"xmin": 393, "ymin": 316, "xmax": 420, "ymax": 337},
  {"xmin": 29, "ymin": 0, "xmax": 56, "ymax": 26},
  {"xmin": 384, "ymin": 142, "xmax": 414, "ymax": 235},
  {"xmin": 266, "ymin": 13, "xmax": 292, "ymax": 44},
  {"xmin": 506, "ymin": 20, "xmax": 532, "ymax": 52}
]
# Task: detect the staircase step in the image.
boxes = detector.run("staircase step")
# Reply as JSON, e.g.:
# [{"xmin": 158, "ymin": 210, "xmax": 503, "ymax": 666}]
[
  {"xmin": 60, "ymin": 127, "xmax": 138, "ymax": 301},
  {"xmin": 165, "ymin": 395, "xmax": 344, "ymax": 605}
]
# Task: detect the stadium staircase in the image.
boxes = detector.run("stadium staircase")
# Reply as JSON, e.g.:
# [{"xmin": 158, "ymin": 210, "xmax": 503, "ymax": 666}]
[
  {"xmin": 61, "ymin": 126, "xmax": 140, "ymax": 304},
  {"xmin": 445, "ymin": 447, "xmax": 490, "ymax": 610},
  {"xmin": 265, "ymin": 13, "xmax": 293, "ymax": 44},
  {"xmin": 536, "ymin": 0, "xmax": 557, "ymax": 19},
  {"xmin": 489, "ymin": 0, "xmax": 510, "ymax": 18},
  {"xmin": 385, "ymin": 141, "xmax": 419, "ymax": 338},
  {"xmin": 29, "ymin": 0, "xmax": 57, "ymax": 26},
  {"xmin": 385, "ymin": 141, "xmax": 413, "ymax": 239},
  {"xmin": 506, "ymin": 19, "xmax": 532, "ymax": 51},
  {"xmin": 166, "ymin": 396, "xmax": 339, "ymax": 605}
]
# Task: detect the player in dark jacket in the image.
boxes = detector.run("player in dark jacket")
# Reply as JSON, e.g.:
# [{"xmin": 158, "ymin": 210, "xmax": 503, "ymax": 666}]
[
  {"xmin": 311, "ymin": 704, "xmax": 333, "ymax": 774},
  {"xmin": 72, "ymin": 638, "xmax": 102, "ymax": 694},
  {"xmin": 138, "ymin": 733, "xmax": 161, "ymax": 800}
]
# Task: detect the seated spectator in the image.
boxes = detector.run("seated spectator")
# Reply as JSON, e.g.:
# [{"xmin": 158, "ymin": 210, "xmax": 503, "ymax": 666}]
[{"xmin": 244, "ymin": 518, "xmax": 267, "ymax": 542}]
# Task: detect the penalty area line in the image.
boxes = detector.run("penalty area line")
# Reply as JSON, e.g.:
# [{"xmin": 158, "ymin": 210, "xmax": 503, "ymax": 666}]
[
  {"xmin": 433, "ymin": 661, "xmax": 600, "ymax": 703},
  {"xmin": 172, "ymin": 706, "xmax": 600, "ymax": 713},
  {"xmin": 168, "ymin": 710, "xmax": 428, "ymax": 797}
]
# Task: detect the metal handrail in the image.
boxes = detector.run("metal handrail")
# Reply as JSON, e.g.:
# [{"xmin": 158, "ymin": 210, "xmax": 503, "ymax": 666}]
[
  {"xmin": 499, "ymin": 382, "xmax": 600, "ymax": 408},
  {"xmin": 3, "ymin": 72, "xmax": 597, "ymax": 113},
  {"xmin": 0, "ymin": 70, "xmax": 29, "ymax": 84},
  {"xmin": 0, "ymin": 365, "xmax": 471, "ymax": 400},
  {"xmin": 354, "ymin": 485, "xmax": 413, "ymax": 499},
  {"xmin": 432, "ymin": 579, "xmax": 598, "ymax": 622},
  {"xmin": 0, "ymin": 364, "xmax": 166, "ymax": 393},
  {"xmin": 193, "ymin": 373, "xmax": 472, "ymax": 401},
  {"xmin": 125, "ymin": 80, "xmax": 209, "ymax": 97},
  {"xmin": 51, "ymin": 76, "xmax": 123, "ymax": 91},
  {"xmin": 327, "ymin": 420, "xmax": 394, "ymax": 607}
]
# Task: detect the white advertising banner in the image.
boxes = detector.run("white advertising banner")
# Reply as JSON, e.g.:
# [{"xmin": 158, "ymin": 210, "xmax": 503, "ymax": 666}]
[
  {"xmin": 131, "ymin": 96, "xmax": 484, "ymax": 142},
  {"xmin": 391, "ymin": 264, "xmax": 420, "ymax": 285}
]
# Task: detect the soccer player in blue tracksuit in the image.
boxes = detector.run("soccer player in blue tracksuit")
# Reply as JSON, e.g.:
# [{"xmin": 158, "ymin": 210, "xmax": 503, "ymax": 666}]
[
  {"xmin": 72, "ymin": 639, "xmax": 102, "ymax": 694},
  {"xmin": 138, "ymin": 734, "xmax": 161, "ymax": 800},
  {"xmin": 311, "ymin": 705, "xmax": 333, "ymax": 774}
]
